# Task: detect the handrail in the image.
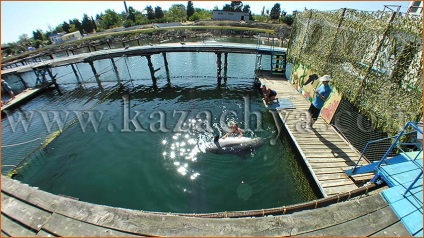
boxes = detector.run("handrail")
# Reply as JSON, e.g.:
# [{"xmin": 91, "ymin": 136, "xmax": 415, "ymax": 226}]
[
  {"xmin": 350, "ymin": 134, "xmax": 404, "ymax": 175},
  {"xmin": 403, "ymin": 170, "xmax": 423, "ymax": 197},
  {"xmin": 350, "ymin": 121, "xmax": 422, "ymax": 176},
  {"xmin": 374, "ymin": 122, "xmax": 422, "ymax": 169}
]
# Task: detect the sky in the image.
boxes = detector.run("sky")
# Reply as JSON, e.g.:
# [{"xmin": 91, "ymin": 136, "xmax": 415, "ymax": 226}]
[{"xmin": 1, "ymin": 1, "xmax": 413, "ymax": 44}]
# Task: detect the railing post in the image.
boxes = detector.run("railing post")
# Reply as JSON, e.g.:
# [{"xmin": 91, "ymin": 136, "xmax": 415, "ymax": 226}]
[{"xmin": 403, "ymin": 170, "xmax": 423, "ymax": 197}]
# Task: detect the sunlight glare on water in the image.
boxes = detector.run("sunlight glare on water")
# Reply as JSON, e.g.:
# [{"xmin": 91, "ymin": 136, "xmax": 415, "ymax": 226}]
[{"xmin": 2, "ymin": 51, "xmax": 319, "ymax": 213}]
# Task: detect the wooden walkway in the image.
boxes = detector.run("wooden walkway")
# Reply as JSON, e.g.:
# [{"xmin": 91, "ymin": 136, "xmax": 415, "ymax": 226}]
[
  {"xmin": 259, "ymin": 77, "xmax": 371, "ymax": 197},
  {"xmin": 1, "ymin": 175, "xmax": 411, "ymax": 236},
  {"xmin": 1, "ymin": 43, "xmax": 286, "ymax": 76},
  {"xmin": 1, "ymin": 83, "xmax": 54, "ymax": 112}
]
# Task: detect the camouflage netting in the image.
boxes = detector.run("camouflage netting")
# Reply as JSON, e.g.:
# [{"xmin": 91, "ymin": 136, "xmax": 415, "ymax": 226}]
[{"xmin": 288, "ymin": 9, "xmax": 422, "ymax": 135}]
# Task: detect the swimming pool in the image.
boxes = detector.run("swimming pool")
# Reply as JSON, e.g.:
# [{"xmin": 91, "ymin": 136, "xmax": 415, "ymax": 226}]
[{"xmin": 2, "ymin": 51, "xmax": 320, "ymax": 213}]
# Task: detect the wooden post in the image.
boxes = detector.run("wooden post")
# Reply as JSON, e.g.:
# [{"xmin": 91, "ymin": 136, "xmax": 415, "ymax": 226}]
[
  {"xmin": 323, "ymin": 8, "xmax": 347, "ymax": 73},
  {"xmin": 353, "ymin": 11, "xmax": 397, "ymax": 102},
  {"xmin": 162, "ymin": 52, "xmax": 171, "ymax": 84},
  {"xmin": 297, "ymin": 10, "xmax": 313, "ymax": 62},
  {"xmin": 70, "ymin": 64, "xmax": 81, "ymax": 84},
  {"xmin": 14, "ymin": 73, "xmax": 28, "ymax": 89},
  {"xmin": 162, "ymin": 52, "xmax": 170, "ymax": 75},
  {"xmin": 223, "ymin": 53, "xmax": 228, "ymax": 83},
  {"xmin": 110, "ymin": 58, "xmax": 121, "ymax": 84},
  {"xmin": 216, "ymin": 52, "xmax": 222, "ymax": 85},
  {"xmin": 46, "ymin": 67, "xmax": 62, "ymax": 94},
  {"xmin": 88, "ymin": 60, "xmax": 103, "ymax": 90},
  {"xmin": 145, "ymin": 55, "xmax": 157, "ymax": 87}
]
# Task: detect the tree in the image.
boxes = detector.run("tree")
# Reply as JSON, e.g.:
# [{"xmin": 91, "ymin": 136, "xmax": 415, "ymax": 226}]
[
  {"xmin": 71, "ymin": 18, "xmax": 83, "ymax": 34},
  {"xmin": 155, "ymin": 6, "xmax": 164, "ymax": 19},
  {"xmin": 230, "ymin": 1, "xmax": 243, "ymax": 12},
  {"xmin": 127, "ymin": 6, "xmax": 136, "ymax": 22},
  {"xmin": 261, "ymin": 6, "xmax": 265, "ymax": 16},
  {"xmin": 62, "ymin": 21, "xmax": 70, "ymax": 33},
  {"xmin": 187, "ymin": 1, "xmax": 195, "ymax": 19},
  {"xmin": 189, "ymin": 8, "xmax": 212, "ymax": 21},
  {"xmin": 82, "ymin": 14, "xmax": 94, "ymax": 33},
  {"xmin": 222, "ymin": 4, "xmax": 232, "ymax": 11},
  {"xmin": 100, "ymin": 9, "xmax": 122, "ymax": 29},
  {"xmin": 32, "ymin": 30, "xmax": 43, "ymax": 40},
  {"xmin": 167, "ymin": 4, "xmax": 186, "ymax": 22},
  {"xmin": 91, "ymin": 16, "xmax": 97, "ymax": 32},
  {"xmin": 270, "ymin": 3, "xmax": 281, "ymax": 20},
  {"xmin": 281, "ymin": 15, "xmax": 294, "ymax": 25},
  {"xmin": 242, "ymin": 4, "xmax": 250, "ymax": 13},
  {"xmin": 145, "ymin": 6, "xmax": 155, "ymax": 20}
]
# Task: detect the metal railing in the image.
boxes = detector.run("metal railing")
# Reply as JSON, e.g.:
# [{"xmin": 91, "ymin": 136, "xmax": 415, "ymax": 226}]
[
  {"xmin": 373, "ymin": 122, "xmax": 422, "ymax": 169},
  {"xmin": 349, "ymin": 121, "xmax": 422, "ymax": 176}
]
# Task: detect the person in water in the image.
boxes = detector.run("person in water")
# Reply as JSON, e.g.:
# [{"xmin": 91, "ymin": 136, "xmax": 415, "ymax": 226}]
[
  {"xmin": 222, "ymin": 121, "xmax": 243, "ymax": 139},
  {"xmin": 261, "ymin": 85, "xmax": 277, "ymax": 104}
]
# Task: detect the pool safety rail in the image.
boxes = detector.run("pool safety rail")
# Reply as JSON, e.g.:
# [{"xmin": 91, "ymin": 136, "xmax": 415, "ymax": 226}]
[
  {"xmin": 179, "ymin": 183, "xmax": 379, "ymax": 218},
  {"xmin": 345, "ymin": 121, "xmax": 423, "ymax": 177}
]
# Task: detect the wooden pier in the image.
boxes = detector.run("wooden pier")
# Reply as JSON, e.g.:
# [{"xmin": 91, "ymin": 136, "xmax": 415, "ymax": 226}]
[
  {"xmin": 259, "ymin": 76, "xmax": 372, "ymax": 197},
  {"xmin": 1, "ymin": 175, "xmax": 411, "ymax": 236},
  {"xmin": 1, "ymin": 83, "xmax": 54, "ymax": 113}
]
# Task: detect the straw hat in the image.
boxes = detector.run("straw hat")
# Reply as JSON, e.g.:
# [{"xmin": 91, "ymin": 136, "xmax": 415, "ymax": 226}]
[{"xmin": 319, "ymin": 75, "xmax": 331, "ymax": 82}]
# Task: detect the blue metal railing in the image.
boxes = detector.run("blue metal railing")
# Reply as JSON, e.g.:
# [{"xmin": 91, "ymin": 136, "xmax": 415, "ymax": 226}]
[
  {"xmin": 349, "ymin": 122, "xmax": 423, "ymax": 176},
  {"xmin": 403, "ymin": 170, "xmax": 423, "ymax": 197},
  {"xmin": 374, "ymin": 122, "xmax": 422, "ymax": 169}
]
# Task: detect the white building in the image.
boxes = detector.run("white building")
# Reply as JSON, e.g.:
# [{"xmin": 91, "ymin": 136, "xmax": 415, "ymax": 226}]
[
  {"xmin": 49, "ymin": 33, "xmax": 65, "ymax": 44},
  {"xmin": 212, "ymin": 10, "xmax": 250, "ymax": 22},
  {"xmin": 61, "ymin": 31, "xmax": 82, "ymax": 42}
]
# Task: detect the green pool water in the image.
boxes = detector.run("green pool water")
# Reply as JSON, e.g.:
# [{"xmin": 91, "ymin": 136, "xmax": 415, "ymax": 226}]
[{"xmin": 2, "ymin": 52, "xmax": 319, "ymax": 213}]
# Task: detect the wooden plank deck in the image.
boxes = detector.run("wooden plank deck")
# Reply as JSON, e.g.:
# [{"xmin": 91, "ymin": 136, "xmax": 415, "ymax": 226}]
[
  {"xmin": 1, "ymin": 176, "xmax": 411, "ymax": 236},
  {"xmin": 259, "ymin": 77, "xmax": 370, "ymax": 197},
  {"xmin": 1, "ymin": 83, "xmax": 54, "ymax": 112}
]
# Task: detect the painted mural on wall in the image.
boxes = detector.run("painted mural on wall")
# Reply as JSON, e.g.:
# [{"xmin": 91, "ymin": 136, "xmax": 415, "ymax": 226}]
[{"xmin": 290, "ymin": 62, "xmax": 342, "ymax": 124}]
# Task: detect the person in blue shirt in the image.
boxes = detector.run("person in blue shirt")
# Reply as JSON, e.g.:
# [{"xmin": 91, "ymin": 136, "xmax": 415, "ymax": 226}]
[{"xmin": 307, "ymin": 75, "xmax": 331, "ymax": 129}]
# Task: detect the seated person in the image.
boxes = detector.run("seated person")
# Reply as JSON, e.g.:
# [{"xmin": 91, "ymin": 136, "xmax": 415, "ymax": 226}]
[
  {"xmin": 261, "ymin": 85, "xmax": 277, "ymax": 104},
  {"xmin": 222, "ymin": 121, "xmax": 243, "ymax": 139}
]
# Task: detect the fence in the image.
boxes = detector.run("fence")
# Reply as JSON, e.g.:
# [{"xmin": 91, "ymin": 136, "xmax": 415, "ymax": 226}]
[{"xmin": 287, "ymin": 8, "xmax": 422, "ymax": 136}]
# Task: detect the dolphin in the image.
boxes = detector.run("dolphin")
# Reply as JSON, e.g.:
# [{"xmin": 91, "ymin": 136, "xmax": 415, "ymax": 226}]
[{"xmin": 206, "ymin": 136, "xmax": 265, "ymax": 155}]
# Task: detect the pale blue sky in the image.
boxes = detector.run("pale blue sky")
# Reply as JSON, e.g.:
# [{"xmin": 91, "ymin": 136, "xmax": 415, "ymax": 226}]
[{"xmin": 1, "ymin": 1, "xmax": 412, "ymax": 44}]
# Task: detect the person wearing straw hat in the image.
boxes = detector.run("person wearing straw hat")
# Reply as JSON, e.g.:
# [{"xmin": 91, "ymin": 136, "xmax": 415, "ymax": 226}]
[{"xmin": 306, "ymin": 75, "xmax": 331, "ymax": 129}]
